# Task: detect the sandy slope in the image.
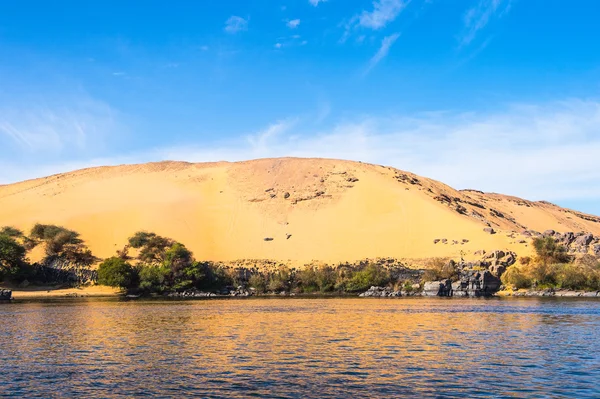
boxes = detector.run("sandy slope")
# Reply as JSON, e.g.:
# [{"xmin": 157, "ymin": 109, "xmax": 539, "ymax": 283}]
[{"xmin": 1, "ymin": 158, "xmax": 599, "ymax": 264}]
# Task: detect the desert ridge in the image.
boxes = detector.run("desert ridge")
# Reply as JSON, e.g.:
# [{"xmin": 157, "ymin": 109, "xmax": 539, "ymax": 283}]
[{"xmin": 1, "ymin": 157, "xmax": 599, "ymax": 264}]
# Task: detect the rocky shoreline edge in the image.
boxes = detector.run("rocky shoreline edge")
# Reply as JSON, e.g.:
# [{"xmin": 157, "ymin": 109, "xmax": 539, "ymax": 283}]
[{"xmin": 3, "ymin": 286, "xmax": 600, "ymax": 300}]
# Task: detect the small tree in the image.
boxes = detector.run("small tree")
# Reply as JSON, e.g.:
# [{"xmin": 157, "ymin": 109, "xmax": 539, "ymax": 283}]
[
  {"xmin": 0, "ymin": 226, "xmax": 24, "ymax": 238},
  {"xmin": 29, "ymin": 223, "xmax": 94, "ymax": 265},
  {"xmin": 0, "ymin": 234, "xmax": 27, "ymax": 281},
  {"xmin": 97, "ymin": 257, "xmax": 136, "ymax": 289}
]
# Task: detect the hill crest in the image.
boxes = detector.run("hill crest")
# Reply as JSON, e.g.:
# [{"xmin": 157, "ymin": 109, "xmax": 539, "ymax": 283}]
[{"xmin": 1, "ymin": 157, "xmax": 598, "ymax": 263}]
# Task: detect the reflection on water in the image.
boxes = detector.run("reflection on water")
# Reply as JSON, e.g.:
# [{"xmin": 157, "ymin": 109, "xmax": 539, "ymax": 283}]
[{"xmin": 1, "ymin": 298, "xmax": 599, "ymax": 398}]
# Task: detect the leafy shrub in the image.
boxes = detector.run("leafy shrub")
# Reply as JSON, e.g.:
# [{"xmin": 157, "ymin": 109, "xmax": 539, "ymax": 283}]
[
  {"xmin": 0, "ymin": 226, "xmax": 24, "ymax": 238},
  {"xmin": 422, "ymin": 258, "xmax": 458, "ymax": 282},
  {"xmin": 194, "ymin": 262, "xmax": 233, "ymax": 290},
  {"xmin": 138, "ymin": 265, "xmax": 171, "ymax": 293},
  {"xmin": 527, "ymin": 262, "xmax": 558, "ymax": 287},
  {"xmin": 248, "ymin": 273, "xmax": 268, "ymax": 293},
  {"xmin": 532, "ymin": 237, "xmax": 571, "ymax": 264},
  {"xmin": 267, "ymin": 267, "xmax": 294, "ymax": 292},
  {"xmin": 519, "ymin": 256, "xmax": 532, "ymax": 266},
  {"xmin": 554, "ymin": 263, "xmax": 589, "ymax": 290},
  {"xmin": 501, "ymin": 265, "xmax": 532, "ymax": 289},
  {"xmin": 296, "ymin": 265, "xmax": 337, "ymax": 293},
  {"xmin": 97, "ymin": 257, "xmax": 136, "ymax": 288},
  {"xmin": 403, "ymin": 280, "xmax": 415, "ymax": 293},
  {"xmin": 340, "ymin": 264, "xmax": 391, "ymax": 292}
]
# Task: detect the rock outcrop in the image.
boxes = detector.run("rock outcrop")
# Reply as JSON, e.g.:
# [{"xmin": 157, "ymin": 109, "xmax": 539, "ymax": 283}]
[
  {"xmin": 167, "ymin": 286, "xmax": 255, "ymax": 298},
  {"xmin": 451, "ymin": 270, "xmax": 501, "ymax": 297},
  {"xmin": 359, "ymin": 286, "xmax": 402, "ymax": 297},
  {"xmin": 527, "ymin": 230, "xmax": 600, "ymax": 255},
  {"xmin": 422, "ymin": 250, "xmax": 516, "ymax": 297},
  {"xmin": 0, "ymin": 289, "xmax": 12, "ymax": 301},
  {"xmin": 423, "ymin": 280, "xmax": 453, "ymax": 297}
]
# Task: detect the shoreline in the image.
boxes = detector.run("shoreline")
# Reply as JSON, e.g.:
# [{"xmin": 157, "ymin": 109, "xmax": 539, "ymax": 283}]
[{"xmin": 4, "ymin": 286, "xmax": 600, "ymax": 301}]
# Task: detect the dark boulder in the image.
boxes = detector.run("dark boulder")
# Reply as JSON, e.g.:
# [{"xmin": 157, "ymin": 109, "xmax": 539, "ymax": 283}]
[
  {"xmin": 359, "ymin": 286, "xmax": 402, "ymax": 297},
  {"xmin": 0, "ymin": 289, "xmax": 12, "ymax": 301},
  {"xmin": 422, "ymin": 280, "xmax": 453, "ymax": 297},
  {"xmin": 575, "ymin": 233, "xmax": 594, "ymax": 247},
  {"xmin": 483, "ymin": 227, "xmax": 496, "ymax": 235}
]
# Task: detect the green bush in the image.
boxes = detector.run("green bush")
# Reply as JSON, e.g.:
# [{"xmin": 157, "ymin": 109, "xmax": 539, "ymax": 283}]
[
  {"xmin": 0, "ymin": 226, "xmax": 24, "ymax": 238},
  {"xmin": 532, "ymin": 237, "xmax": 571, "ymax": 264},
  {"xmin": 97, "ymin": 257, "xmax": 136, "ymax": 288},
  {"xmin": 527, "ymin": 262, "xmax": 558, "ymax": 287},
  {"xmin": 138, "ymin": 264, "xmax": 171, "ymax": 293},
  {"xmin": 555, "ymin": 263, "xmax": 589, "ymax": 290},
  {"xmin": 422, "ymin": 258, "xmax": 458, "ymax": 282},
  {"xmin": 248, "ymin": 273, "xmax": 268, "ymax": 293},
  {"xmin": 296, "ymin": 266, "xmax": 336, "ymax": 293},
  {"xmin": 267, "ymin": 267, "xmax": 293, "ymax": 292},
  {"xmin": 501, "ymin": 265, "xmax": 532, "ymax": 289},
  {"xmin": 340, "ymin": 264, "xmax": 391, "ymax": 292},
  {"xmin": 196, "ymin": 262, "xmax": 233, "ymax": 290}
]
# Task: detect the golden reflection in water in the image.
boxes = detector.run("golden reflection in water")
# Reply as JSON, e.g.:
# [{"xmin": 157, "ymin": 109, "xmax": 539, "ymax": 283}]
[{"xmin": 1, "ymin": 297, "xmax": 599, "ymax": 398}]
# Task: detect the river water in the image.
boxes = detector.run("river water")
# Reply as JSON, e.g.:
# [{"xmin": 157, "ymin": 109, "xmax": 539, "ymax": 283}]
[{"xmin": 1, "ymin": 297, "xmax": 599, "ymax": 398}]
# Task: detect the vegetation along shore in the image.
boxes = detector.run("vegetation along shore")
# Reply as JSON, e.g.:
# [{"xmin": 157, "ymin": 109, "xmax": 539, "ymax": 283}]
[{"xmin": 1, "ymin": 224, "xmax": 599, "ymax": 300}]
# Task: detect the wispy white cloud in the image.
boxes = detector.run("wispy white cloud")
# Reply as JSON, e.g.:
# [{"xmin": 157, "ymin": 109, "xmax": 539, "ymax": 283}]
[
  {"xmin": 0, "ymin": 96, "xmax": 123, "ymax": 154},
  {"xmin": 341, "ymin": 0, "xmax": 408, "ymax": 43},
  {"xmin": 309, "ymin": 0, "xmax": 327, "ymax": 6},
  {"xmin": 358, "ymin": 0, "xmax": 409, "ymax": 30},
  {"xmin": 224, "ymin": 16, "xmax": 248, "ymax": 34},
  {"xmin": 287, "ymin": 19, "xmax": 301, "ymax": 29},
  {"xmin": 364, "ymin": 33, "xmax": 400, "ymax": 75},
  {"xmin": 273, "ymin": 35, "xmax": 306, "ymax": 49},
  {"xmin": 460, "ymin": 0, "xmax": 512, "ymax": 46}
]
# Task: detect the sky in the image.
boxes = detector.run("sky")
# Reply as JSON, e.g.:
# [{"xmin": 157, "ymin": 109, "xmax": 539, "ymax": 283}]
[{"xmin": 1, "ymin": 0, "xmax": 600, "ymax": 214}]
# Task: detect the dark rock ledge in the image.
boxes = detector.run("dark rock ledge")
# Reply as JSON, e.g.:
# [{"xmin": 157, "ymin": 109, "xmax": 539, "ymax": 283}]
[{"xmin": 0, "ymin": 289, "xmax": 12, "ymax": 301}]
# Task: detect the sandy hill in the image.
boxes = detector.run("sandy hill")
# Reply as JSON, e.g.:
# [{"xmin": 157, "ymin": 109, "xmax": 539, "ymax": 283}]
[{"xmin": 1, "ymin": 158, "xmax": 599, "ymax": 265}]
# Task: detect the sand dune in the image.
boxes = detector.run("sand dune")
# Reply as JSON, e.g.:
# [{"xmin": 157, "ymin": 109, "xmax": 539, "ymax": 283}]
[{"xmin": 1, "ymin": 158, "xmax": 599, "ymax": 264}]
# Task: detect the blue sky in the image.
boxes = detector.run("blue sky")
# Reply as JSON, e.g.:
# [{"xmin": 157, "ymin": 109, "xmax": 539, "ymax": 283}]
[{"xmin": 1, "ymin": 0, "xmax": 600, "ymax": 214}]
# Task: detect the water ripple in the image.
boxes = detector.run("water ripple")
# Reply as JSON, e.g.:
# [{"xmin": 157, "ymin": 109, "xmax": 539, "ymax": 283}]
[{"xmin": 0, "ymin": 297, "xmax": 599, "ymax": 398}]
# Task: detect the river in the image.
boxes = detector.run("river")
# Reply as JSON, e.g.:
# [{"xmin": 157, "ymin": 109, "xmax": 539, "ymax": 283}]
[{"xmin": 1, "ymin": 297, "xmax": 599, "ymax": 398}]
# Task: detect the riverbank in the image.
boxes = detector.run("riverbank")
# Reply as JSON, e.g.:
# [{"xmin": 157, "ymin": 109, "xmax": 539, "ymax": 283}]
[
  {"xmin": 4, "ymin": 284, "xmax": 600, "ymax": 301},
  {"xmin": 498, "ymin": 288, "xmax": 600, "ymax": 297}
]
